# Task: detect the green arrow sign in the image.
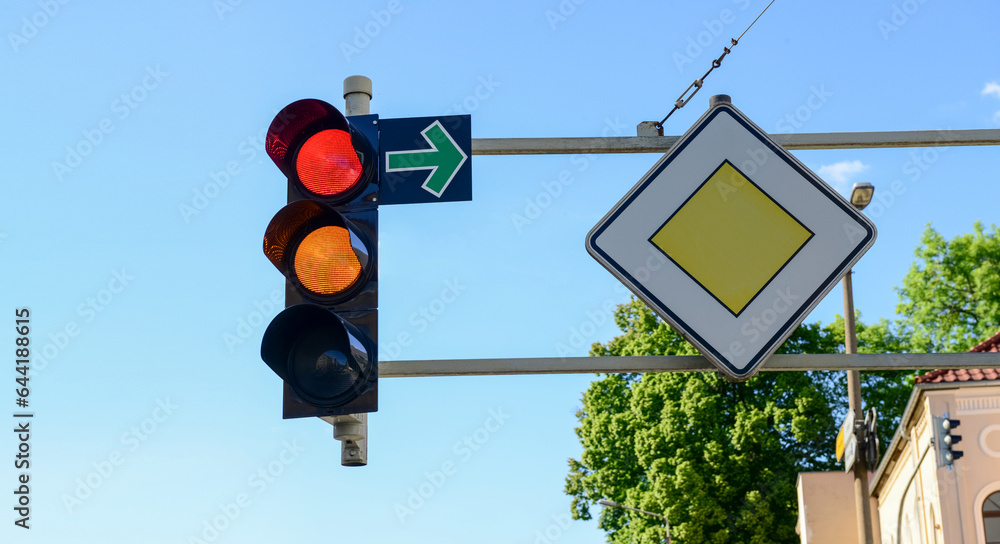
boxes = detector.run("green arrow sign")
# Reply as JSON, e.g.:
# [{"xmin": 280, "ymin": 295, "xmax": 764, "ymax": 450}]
[{"xmin": 385, "ymin": 120, "xmax": 468, "ymax": 198}]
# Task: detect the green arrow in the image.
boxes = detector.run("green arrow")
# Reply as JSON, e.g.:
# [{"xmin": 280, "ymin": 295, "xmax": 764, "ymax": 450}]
[{"xmin": 385, "ymin": 120, "xmax": 468, "ymax": 197}]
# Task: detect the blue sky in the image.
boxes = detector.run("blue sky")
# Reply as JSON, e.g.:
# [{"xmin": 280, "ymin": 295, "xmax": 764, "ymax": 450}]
[{"xmin": 2, "ymin": 0, "xmax": 999, "ymax": 542}]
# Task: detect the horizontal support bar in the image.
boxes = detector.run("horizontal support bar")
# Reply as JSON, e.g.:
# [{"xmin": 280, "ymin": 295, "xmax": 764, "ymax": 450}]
[
  {"xmin": 473, "ymin": 136, "xmax": 678, "ymax": 155},
  {"xmin": 471, "ymin": 129, "xmax": 1000, "ymax": 156},
  {"xmin": 381, "ymin": 353, "xmax": 1000, "ymax": 378}
]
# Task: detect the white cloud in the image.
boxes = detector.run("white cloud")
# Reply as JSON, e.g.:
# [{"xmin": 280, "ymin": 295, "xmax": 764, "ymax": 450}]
[
  {"xmin": 982, "ymin": 81, "xmax": 1000, "ymax": 99},
  {"xmin": 817, "ymin": 160, "xmax": 870, "ymax": 190}
]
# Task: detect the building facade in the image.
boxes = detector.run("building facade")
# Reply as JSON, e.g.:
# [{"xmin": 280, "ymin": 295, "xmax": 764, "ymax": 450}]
[
  {"xmin": 798, "ymin": 332, "xmax": 1000, "ymax": 544},
  {"xmin": 870, "ymin": 369, "xmax": 1000, "ymax": 543}
]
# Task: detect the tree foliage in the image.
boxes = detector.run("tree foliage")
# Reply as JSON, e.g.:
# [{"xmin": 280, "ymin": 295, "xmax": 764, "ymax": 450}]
[{"xmin": 897, "ymin": 222, "xmax": 1000, "ymax": 352}]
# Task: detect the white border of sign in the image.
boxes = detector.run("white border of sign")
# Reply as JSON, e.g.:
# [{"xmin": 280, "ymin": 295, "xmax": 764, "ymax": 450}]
[{"xmin": 586, "ymin": 101, "xmax": 877, "ymax": 381}]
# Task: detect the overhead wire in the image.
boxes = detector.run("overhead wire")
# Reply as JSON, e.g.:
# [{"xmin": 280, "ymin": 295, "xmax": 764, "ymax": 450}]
[{"xmin": 655, "ymin": 0, "xmax": 776, "ymax": 130}]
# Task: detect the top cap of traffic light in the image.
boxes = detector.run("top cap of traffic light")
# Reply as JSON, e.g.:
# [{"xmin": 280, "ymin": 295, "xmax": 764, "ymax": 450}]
[{"xmin": 266, "ymin": 98, "xmax": 375, "ymax": 203}]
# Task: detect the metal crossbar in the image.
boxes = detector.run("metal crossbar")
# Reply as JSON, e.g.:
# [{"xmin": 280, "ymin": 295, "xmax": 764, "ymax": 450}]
[
  {"xmin": 381, "ymin": 353, "xmax": 1000, "ymax": 378},
  {"xmin": 471, "ymin": 129, "xmax": 1000, "ymax": 155}
]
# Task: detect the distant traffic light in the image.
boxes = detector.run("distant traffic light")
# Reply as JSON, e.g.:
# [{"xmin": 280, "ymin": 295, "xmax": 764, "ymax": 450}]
[
  {"xmin": 934, "ymin": 413, "xmax": 963, "ymax": 468},
  {"xmin": 260, "ymin": 98, "xmax": 378, "ymax": 419}
]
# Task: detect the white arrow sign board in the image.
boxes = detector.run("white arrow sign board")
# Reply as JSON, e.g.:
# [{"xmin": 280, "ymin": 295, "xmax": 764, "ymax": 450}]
[{"xmin": 586, "ymin": 101, "xmax": 876, "ymax": 381}]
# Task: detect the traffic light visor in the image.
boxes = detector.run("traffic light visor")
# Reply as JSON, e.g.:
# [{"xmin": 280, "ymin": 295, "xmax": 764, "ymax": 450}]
[{"xmin": 266, "ymin": 99, "xmax": 349, "ymax": 169}]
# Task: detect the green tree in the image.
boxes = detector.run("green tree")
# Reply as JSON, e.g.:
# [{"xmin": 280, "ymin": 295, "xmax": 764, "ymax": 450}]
[
  {"xmin": 565, "ymin": 300, "xmax": 912, "ymax": 544},
  {"xmin": 897, "ymin": 222, "xmax": 1000, "ymax": 352}
]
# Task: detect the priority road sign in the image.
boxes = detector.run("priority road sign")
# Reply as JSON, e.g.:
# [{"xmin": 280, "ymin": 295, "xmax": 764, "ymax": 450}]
[
  {"xmin": 586, "ymin": 99, "xmax": 876, "ymax": 381},
  {"xmin": 379, "ymin": 115, "xmax": 471, "ymax": 205}
]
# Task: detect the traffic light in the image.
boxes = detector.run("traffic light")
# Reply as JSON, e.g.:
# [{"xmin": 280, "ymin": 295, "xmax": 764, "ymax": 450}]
[
  {"xmin": 260, "ymin": 98, "xmax": 378, "ymax": 419},
  {"xmin": 934, "ymin": 413, "xmax": 963, "ymax": 468}
]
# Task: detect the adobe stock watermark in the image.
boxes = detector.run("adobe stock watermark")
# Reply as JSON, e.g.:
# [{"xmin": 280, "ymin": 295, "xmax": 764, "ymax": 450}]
[
  {"xmin": 394, "ymin": 407, "xmax": 511, "ymax": 523},
  {"xmin": 580, "ymin": 246, "xmax": 801, "ymax": 363},
  {"xmin": 720, "ymin": 286, "xmax": 801, "ymax": 361},
  {"xmin": 213, "ymin": 0, "xmax": 246, "ymax": 21},
  {"xmin": 62, "ymin": 398, "xmax": 180, "ymax": 513},
  {"xmin": 510, "ymin": 116, "xmax": 627, "ymax": 234},
  {"xmin": 544, "ymin": 0, "xmax": 586, "ymax": 31},
  {"xmin": 672, "ymin": 0, "xmax": 751, "ymax": 72},
  {"xmin": 773, "ymin": 85, "xmax": 834, "ymax": 133},
  {"xmin": 187, "ymin": 440, "xmax": 306, "ymax": 544},
  {"xmin": 878, "ymin": 0, "xmax": 931, "ymax": 41},
  {"xmin": 860, "ymin": 141, "xmax": 947, "ymax": 220},
  {"xmin": 51, "ymin": 65, "xmax": 169, "ymax": 182},
  {"xmin": 222, "ymin": 289, "xmax": 283, "ymax": 353},
  {"xmin": 340, "ymin": 0, "xmax": 403, "ymax": 63},
  {"xmin": 936, "ymin": 453, "xmax": 972, "ymax": 499},
  {"xmin": 179, "ymin": 106, "xmax": 296, "ymax": 223},
  {"xmin": 716, "ymin": 147, "xmax": 769, "ymax": 201},
  {"xmin": 440, "ymin": 75, "xmax": 501, "ymax": 117},
  {"xmin": 380, "ymin": 278, "xmax": 469, "ymax": 361},
  {"xmin": 8, "ymin": 0, "xmax": 71, "ymax": 53},
  {"xmin": 533, "ymin": 512, "xmax": 575, "ymax": 544},
  {"xmin": 555, "ymin": 245, "xmax": 676, "ymax": 358},
  {"xmin": 30, "ymin": 268, "xmax": 135, "ymax": 377},
  {"xmin": 555, "ymin": 297, "xmax": 620, "ymax": 358}
]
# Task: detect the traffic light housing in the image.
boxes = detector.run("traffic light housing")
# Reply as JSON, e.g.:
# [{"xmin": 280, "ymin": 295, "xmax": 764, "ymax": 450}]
[
  {"xmin": 260, "ymin": 98, "xmax": 378, "ymax": 419},
  {"xmin": 934, "ymin": 413, "xmax": 963, "ymax": 468}
]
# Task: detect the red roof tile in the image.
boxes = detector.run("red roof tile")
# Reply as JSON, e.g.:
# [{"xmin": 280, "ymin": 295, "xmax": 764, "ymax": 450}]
[
  {"xmin": 970, "ymin": 330, "xmax": 1000, "ymax": 353},
  {"xmin": 914, "ymin": 330, "xmax": 1000, "ymax": 384},
  {"xmin": 916, "ymin": 367, "xmax": 1000, "ymax": 384}
]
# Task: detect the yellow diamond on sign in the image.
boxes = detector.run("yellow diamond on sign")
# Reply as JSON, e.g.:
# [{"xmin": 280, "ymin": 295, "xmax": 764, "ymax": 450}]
[{"xmin": 650, "ymin": 160, "xmax": 813, "ymax": 316}]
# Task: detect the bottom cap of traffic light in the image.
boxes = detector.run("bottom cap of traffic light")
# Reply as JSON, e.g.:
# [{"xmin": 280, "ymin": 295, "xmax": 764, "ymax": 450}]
[{"xmin": 261, "ymin": 304, "xmax": 377, "ymax": 418}]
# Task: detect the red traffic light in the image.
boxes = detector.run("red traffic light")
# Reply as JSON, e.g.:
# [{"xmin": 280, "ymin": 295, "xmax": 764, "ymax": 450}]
[{"xmin": 265, "ymin": 99, "xmax": 375, "ymax": 203}]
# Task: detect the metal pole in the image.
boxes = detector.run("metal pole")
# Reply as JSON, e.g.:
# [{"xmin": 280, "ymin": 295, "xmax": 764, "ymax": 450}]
[
  {"xmin": 843, "ymin": 270, "xmax": 874, "ymax": 544},
  {"xmin": 324, "ymin": 75, "xmax": 375, "ymax": 467}
]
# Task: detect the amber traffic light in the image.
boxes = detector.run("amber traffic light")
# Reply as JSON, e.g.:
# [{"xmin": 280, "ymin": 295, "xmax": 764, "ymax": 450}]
[{"xmin": 262, "ymin": 200, "xmax": 374, "ymax": 303}]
